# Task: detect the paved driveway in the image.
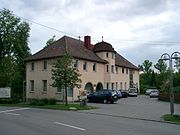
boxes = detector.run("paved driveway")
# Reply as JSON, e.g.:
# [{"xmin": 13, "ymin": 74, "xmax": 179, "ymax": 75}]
[{"xmin": 80, "ymin": 95, "xmax": 180, "ymax": 121}]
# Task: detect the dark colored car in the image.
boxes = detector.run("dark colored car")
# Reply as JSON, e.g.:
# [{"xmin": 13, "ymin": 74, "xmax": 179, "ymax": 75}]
[
  {"xmin": 119, "ymin": 90, "xmax": 128, "ymax": 98},
  {"xmin": 87, "ymin": 90, "xmax": 118, "ymax": 104},
  {"xmin": 115, "ymin": 90, "xmax": 122, "ymax": 99}
]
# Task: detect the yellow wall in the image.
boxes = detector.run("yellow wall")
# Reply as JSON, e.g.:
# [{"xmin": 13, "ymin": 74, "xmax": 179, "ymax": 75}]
[{"xmin": 26, "ymin": 53, "xmax": 139, "ymax": 101}]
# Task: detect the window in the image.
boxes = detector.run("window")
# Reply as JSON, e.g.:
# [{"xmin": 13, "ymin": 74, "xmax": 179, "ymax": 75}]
[
  {"xmin": 122, "ymin": 68, "xmax": 124, "ymax": 74},
  {"xmin": 116, "ymin": 82, "xmax": 118, "ymax": 90},
  {"xmin": 120, "ymin": 82, "xmax": 123, "ymax": 90},
  {"xmin": 125, "ymin": 82, "xmax": 127, "ymax": 90},
  {"xmin": 67, "ymin": 87, "xmax": 73, "ymax": 97},
  {"xmin": 107, "ymin": 83, "xmax": 109, "ymax": 89},
  {"xmin": 111, "ymin": 65, "xmax": 114, "ymax": 73},
  {"xmin": 43, "ymin": 61, "xmax": 47, "ymax": 70},
  {"xmin": 30, "ymin": 80, "xmax": 34, "ymax": 91},
  {"xmin": 116, "ymin": 66, "xmax": 118, "ymax": 73},
  {"xmin": 31, "ymin": 62, "xmax": 34, "ymax": 71},
  {"xmin": 42, "ymin": 80, "xmax": 47, "ymax": 92},
  {"xmin": 112, "ymin": 53, "xmax": 114, "ymax": 59},
  {"xmin": 106, "ymin": 52, "xmax": 109, "ymax": 58},
  {"xmin": 83, "ymin": 62, "xmax": 87, "ymax": 71},
  {"xmin": 106, "ymin": 65, "xmax": 109, "ymax": 72},
  {"xmin": 57, "ymin": 87, "xmax": 62, "ymax": 93},
  {"xmin": 112, "ymin": 83, "xmax": 114, "ymax": 90},
  {"xmin": 93, "ymin": 63, "xmax": 96, "ymax": 71},
  {"xmin": 126, "ymin": 69, "xmax": 128, "ymax": 74},
  {"xmin": 73, "ymin": 59, "xmax": 78, "ymax": 69}
]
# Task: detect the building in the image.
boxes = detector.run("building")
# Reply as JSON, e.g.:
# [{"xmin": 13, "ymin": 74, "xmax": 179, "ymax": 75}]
[{"xmin": 25, "ymin": 36, "xmax": 139, "ymax": 101}]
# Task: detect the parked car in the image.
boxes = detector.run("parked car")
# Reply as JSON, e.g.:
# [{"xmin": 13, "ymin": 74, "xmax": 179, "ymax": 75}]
[
  {"xmin": 115, "ymin": 90, "xmax": 122, "ymax": 99},
  {"xmin": 87, "ymin": 89, "xmax": 118, "ymax": 104},
  {"xmin": 150, "ymin": 89, "xmax": 159, "ymax": 98},
  {"xmin": 119, "ymin": 90, "xmax": 128, "ymax": 98},
  {"xmin": 145, "ymin": 88, "xmax": 158, "ymax": 95},
  {"xmin": 145, "ymin": 89, "xmax": 154, "ymax": 95},
  {"xmin": 128, "ymin": 88, "xmax": 138, "ymax": 97}
]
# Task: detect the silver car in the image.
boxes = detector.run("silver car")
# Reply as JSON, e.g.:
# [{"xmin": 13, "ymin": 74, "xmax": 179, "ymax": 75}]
[{"xmin": 150, "ymin": 90, "xmax": 159, "ymax": 98}]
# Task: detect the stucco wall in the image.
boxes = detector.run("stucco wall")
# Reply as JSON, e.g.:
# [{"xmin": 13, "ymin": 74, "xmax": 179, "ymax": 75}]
[{"xmin": 26, "ymin": 55, "xmax": 139, "ymax": 101}]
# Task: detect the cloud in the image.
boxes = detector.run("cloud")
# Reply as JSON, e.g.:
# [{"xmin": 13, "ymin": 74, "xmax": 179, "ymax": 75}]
[{"xmin": 1, "ymin": 0, "xmax": 180, "ymax": 66}]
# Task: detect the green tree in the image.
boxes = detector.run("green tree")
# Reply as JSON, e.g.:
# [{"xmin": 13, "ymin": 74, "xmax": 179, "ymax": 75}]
[
  {"xmin": 174, "ymin": 59, "xmax": 180, "ymax": 73},
  {"xmin": 154, "ymin": 59, "xmax": 168, "ymax": 90},
  {"xmin": 139, "ymin": 60, "xmax": 153, "ymax": 91},
  {"xmin": 45, "ymin": 35, "xmax": 56, "ymax": 48},
  {"xmin": 0, "ymin": 9, "xmax": 30, "ymax": 99},
  {"xmin": 154, "ymin": 59, "xmax": 167, "ymax": 73},
  {"xmin": 51, "ymin": 53, "xmax": 81, "ymax": 105},
  {"xmin": 140, "ymin": 60, "xmax": 153, "ymax": 74}
]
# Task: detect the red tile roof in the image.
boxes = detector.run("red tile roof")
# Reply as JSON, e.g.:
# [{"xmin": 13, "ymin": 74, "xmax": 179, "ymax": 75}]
[{"xmin": 25, "ymin": 36, "xmax": 139, "ymax": 70}]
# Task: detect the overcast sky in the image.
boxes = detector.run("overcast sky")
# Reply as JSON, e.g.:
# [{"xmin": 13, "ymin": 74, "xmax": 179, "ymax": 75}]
[{"xmin": 1, "ymin": 0, "xmax": 180, "ymax": 66}]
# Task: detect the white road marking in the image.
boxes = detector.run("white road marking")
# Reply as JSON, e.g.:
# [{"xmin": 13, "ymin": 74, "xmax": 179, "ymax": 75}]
[
  {"xmin": 54, "ymin": 122, "xmax": 85, "ymax": 131},
  {"xmin": 0, "ymin": 108, "xmax": 30, "ymax": 114},
  {"xmin": 5, "ymin": 112, "xmax": 21, "ymax": 116}
]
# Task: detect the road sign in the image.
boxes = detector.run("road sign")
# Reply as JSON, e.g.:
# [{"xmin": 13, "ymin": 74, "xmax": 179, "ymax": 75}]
[{"xmin": 0, "ymin": 87, "xmax": 11, "ymax": 98}]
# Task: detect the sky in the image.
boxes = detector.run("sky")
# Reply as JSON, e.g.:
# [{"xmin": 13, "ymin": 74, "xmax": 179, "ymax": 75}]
[{"xmin": 1, "ymin": 0, "xmax": 180, "ymax": 67}]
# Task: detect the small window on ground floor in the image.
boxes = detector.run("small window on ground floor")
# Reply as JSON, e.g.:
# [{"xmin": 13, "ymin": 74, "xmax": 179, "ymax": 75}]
[
  {"xmin": 42, "ymin": 80, "xmax": 47, "ymax": 92},
  {"xmin": 30, "ymin": 80, "xmax": 34, "ymax": 91}
]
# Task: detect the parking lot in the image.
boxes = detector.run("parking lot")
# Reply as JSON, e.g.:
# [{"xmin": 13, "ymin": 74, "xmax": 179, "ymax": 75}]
[{"xmin": 81, "ymin": 95, "xmax": 180, "ymax": 121}]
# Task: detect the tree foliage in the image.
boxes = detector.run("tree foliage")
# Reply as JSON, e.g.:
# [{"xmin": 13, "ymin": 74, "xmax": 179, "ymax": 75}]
[
  {"xmin": 140, "ymin": 58, "xmax": 180, "ymax": 94},
  {"xmin": 51, "ymin": 53, "xmax": 81, "ymax": 105},
  {"xmin": 45, "ymin": 35, "xmax": 56, "ymax": 48},
  {"xmin": 154, "ymin": 59, "xmax": 167, "ymax": 73},
  {"xmin": 0, "ymin": 9, "xmax": 30, "ymax": 99},
  {"xmin": 139, "ymin": 60, "xmax": 152, "ymax": 74}
]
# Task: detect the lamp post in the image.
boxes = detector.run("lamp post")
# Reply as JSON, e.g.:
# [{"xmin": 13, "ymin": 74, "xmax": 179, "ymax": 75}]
[{"xmin": 161, "ymin": 51, "xmax": 180, "ymax": 115}]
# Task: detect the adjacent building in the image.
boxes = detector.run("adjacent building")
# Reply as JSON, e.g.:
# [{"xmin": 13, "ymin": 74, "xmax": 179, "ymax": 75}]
[{"xmin": 25, "ymin": 36, "xmax": 139, "ymax": 101}]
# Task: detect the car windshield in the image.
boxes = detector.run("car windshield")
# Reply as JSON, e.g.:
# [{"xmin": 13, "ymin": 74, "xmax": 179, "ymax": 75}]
[{"xmin": 129, "ymin": 88, "xmax": 137, "ymax": 92}]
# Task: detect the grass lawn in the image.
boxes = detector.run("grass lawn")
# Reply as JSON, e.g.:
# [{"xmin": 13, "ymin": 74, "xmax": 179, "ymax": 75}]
[
  {"xmin": 162, "ymin": 114, "xmax": 180, "ymax": 125},
  {"xmin": 0, "ymin": 103, "xmax": 96, "ymax": 111}
]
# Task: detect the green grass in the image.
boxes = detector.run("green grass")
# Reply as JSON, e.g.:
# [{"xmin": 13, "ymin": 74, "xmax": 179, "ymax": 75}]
[
  {"xmin": 162, "ymin": 114, "xmax": 180, "ymax": 125},
  {"xmin": 0, "ymin": 103, "xmax": 96, "ymax": 111}
]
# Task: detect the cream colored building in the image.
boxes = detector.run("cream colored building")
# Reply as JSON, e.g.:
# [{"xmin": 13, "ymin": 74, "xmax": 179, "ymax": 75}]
[{"xmin": 25, "ymin": 36, "xmax": 139, "ymax": 101}]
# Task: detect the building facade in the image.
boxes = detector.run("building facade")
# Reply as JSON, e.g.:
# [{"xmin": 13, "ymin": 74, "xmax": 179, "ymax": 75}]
[{"xmin": 25, "ymin": 36, "xmax": 139, "ymax": 101}]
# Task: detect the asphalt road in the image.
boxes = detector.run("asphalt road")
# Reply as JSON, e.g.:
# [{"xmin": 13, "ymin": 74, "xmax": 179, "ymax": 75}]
[{"xmin": 0, "ymin": 106, "xmax": 179, "ymax": 135}]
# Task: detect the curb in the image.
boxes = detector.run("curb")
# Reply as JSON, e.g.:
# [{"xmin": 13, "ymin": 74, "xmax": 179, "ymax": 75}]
[{"xmin": 78, "ymin": 111, "xmax": 180, "ymax": 125}]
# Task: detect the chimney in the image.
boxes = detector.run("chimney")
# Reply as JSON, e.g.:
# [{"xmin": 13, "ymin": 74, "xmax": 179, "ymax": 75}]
[{"xmin": 84, "ymin": 36, "xmax": 91, "ymax": 50}]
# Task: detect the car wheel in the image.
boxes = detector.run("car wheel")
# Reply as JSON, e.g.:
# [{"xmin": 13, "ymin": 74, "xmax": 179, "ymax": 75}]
[
  {"xmin": 110, "ymin": 100, "xmax": 114, "ymax": 104},
  {"xmin": 103, "ymin": 99, "xmax": 107, "ymax": 104}
]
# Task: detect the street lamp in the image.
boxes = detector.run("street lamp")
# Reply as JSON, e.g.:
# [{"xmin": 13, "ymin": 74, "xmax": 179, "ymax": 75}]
[{"xmin": 160, "ymin": 51, "xmax": 180, "ymax": 115}]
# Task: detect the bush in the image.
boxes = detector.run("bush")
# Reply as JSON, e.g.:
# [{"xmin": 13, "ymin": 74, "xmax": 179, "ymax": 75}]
[
  {"xmin": 37, "ymin": 101, "xmax": 45, "ymax": 106},
  {"xmin": 48, "ymin": 98, "xmax": 57, "ymax": 105},
  {"xmin": 174, "ymin": 86, "xmax": 180, "ymax": 93},
  {"xmin": 40, "ymin": 98, "xmax": 49, "ymax": 105},
  {"xmin": 29, "ymin": 98, "xmax": 39, "ymax": 105},
  {"xmin": 0, "ymin": 98, "xmax": 19, "ymax": 104}
]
